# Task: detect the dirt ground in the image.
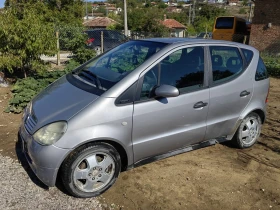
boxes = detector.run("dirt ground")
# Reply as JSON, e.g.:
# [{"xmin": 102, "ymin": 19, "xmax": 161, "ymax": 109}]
[{"xmin": 0, "ymin": 78, "xmax": 279, "ymax": 210}]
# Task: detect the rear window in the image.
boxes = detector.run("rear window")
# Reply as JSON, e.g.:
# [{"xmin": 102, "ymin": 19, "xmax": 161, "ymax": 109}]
[
  {"xmin": 255, "ymin": 57, "xmax": 268, "ymax": 81},
  {"xmin": 241, "ymin": 48, "xmax": 254, "ymax": 65},
  {"xmin": 215, "ymin": 17, "xmax": 234, "ymax": 29}
]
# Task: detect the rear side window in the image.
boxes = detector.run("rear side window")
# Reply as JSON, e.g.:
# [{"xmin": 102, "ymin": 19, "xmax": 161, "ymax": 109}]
[
  {"xmin": 210, "ymin": 46, "xmax": 244, "ymax": 85},
  {"xmin": 255, "ymin": 57, "xmax": 268, "ymax": 81},
  {"xmin": 241, "ymin": 48, "xmax": 254, "ymax": 65}
]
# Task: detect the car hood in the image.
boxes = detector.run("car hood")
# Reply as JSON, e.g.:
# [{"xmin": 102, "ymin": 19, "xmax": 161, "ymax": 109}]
[{"xmin": 29, "ymin": 75, "xmax": 99, "ymax": 134}]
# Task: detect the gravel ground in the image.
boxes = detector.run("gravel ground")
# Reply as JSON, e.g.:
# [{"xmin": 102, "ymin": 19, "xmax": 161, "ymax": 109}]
[{"xmin": 0, "ymin": 155, "xmax": 102, "ymax": 210}]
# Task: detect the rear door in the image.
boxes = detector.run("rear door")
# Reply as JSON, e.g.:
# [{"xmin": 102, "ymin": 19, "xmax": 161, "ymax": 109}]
[
  {"xmin": 132, "ymin": 46, "xmax": 210, "ymax": 163},
  {"xmin": 205, "ymin": 45, "xmax": 253, "ymax": 140}
]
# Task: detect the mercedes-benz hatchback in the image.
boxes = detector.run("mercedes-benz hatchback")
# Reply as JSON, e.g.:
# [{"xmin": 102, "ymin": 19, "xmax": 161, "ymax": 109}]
[{"xmin": 19, "ymin": 38, "xmax": 269, "ymax": 198}]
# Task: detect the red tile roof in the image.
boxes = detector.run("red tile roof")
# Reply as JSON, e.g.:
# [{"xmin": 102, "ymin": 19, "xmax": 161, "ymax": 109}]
[
  {"xmin": 106, "ymin": 7, "xmax": 117, "ymax": 10},
  {"xmin": 161, "ymin": 19, "xmax": 186, "ymax": 29},
  {"xmin": 83, "ymin": 17, "xmax": 118, "ymax": 28}
]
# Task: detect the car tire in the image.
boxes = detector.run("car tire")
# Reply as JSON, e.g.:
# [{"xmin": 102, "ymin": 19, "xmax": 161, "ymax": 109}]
[
  {"xmin": 61, "ymin": 142, "xmax": 121, "ymax": 198},
  {"xmin": 233, "ymin": 112, "xmax": 262, "ymax": 149}
]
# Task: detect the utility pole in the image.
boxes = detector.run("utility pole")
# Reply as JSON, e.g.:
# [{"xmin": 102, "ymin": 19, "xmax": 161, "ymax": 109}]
[
  {"xmin": 124, "ymin": 0, "xmax": 128, "ymax": 36},
  {"xmin": 192, "ymin": 0, "xmax": 196, "ymax": 24},
  {"xmin": 86, "ymin": 0, "xmax": 88, "ymax": 20},
  {"xmin": 248, "ymin": 2, "xmax": 253, "ymax": 22},
  {"xmin": 188, "ymin": 4, "xmax": 192, "ymax": 25}
]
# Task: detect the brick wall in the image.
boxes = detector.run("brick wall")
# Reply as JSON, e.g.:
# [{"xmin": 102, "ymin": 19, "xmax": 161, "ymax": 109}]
[{"xmin": 250, "ymin": 0, "xmax": 280, "ymax": 54}]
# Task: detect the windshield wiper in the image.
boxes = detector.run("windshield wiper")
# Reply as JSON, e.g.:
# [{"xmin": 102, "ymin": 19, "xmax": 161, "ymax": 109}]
[{"xmin": 75, "ymin": 70, "xmax": 102, "ymax": 89}]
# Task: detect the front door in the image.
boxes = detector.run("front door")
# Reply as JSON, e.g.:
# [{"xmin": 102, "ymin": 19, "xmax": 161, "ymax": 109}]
[{"xmin": 132, "ymin": 46, "xmax": 210, "ymax": 163}]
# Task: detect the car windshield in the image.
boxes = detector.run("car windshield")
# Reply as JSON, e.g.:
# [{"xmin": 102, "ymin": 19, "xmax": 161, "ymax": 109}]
[{"xmin": 73, "ymin": 40, "xmax": 167, "ymax": 92}]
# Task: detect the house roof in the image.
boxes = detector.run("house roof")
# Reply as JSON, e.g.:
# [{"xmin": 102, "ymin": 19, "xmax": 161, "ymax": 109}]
[
  {"xmin": 106, "ymin": 7, "xmax": 117, "ymax": 10},
  {"xmin": 83, "ymin": 17, "xmax": 117, "ymax": 28},
  {"xmin": 161, "ymin": 19, "xmax": 186, "ymax": 29}
]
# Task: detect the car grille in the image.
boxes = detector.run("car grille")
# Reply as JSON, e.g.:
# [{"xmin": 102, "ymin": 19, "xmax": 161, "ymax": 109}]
[{"xmin": 24, "ymin": 113, "xmax": 37, "ymax": 134}]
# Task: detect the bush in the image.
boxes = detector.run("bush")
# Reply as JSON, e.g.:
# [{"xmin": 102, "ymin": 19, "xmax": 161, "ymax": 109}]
[
  {"xmin": 262, "ymin": 55, "xmax": 280, "ymax": 78},
  {"xmin": 5, "ymin": 60, "xmax": 80, "ymax": 113},
  {"xmin": 239, "ymin": 8, "xmax": 246, "ymax": 14}
]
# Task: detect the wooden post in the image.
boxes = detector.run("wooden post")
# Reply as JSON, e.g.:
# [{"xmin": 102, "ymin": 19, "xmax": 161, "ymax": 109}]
[
  {"xmin": 243, "ymin": 35, "xmax": 247, "ymax": 44},
  {"xmin": 56, "ymin": 31, "xmax": 60, "ymax": 66},
  {"xmin": 101, "ymin": 31, "xmax": 104, "ymax": 53}
]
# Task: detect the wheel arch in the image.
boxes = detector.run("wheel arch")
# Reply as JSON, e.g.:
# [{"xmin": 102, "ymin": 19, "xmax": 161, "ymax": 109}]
[
  {"xmin": 58, "ymin": 139, "xmax": 129, "ymax": 176},
  {"xmin": 226, "ymin": 108, "xmax": 266, "ymax": 140},
  {"xmin": 251, "ymin": 109, "xmax": 266, "ymax": 124}
]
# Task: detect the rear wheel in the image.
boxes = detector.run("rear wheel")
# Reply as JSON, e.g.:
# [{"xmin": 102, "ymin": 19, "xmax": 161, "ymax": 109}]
[
  {"xmin": 61, "ymin": 143, "xmax": 121, "ymax": 198},
  {"xmin": 233, "ymin": 113, "xmax": 262, "ymax": 148}
]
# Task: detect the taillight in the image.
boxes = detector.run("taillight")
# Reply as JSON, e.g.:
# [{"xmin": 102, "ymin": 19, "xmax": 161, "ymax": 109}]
[{"xmin": 265, "ymin": 87, "xmax": 269, "ymax": 103}]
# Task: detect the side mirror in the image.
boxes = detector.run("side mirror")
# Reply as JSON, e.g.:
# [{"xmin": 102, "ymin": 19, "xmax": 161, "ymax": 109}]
[{"xmin": 155, "ymin": 85, "xmax": 179, "ymax": 98}]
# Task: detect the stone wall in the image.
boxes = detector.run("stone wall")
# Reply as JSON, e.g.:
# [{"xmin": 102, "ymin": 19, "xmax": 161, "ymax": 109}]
[{"xmin": 250, "ymin": 0, "xmax": 280, "ymax": 54}]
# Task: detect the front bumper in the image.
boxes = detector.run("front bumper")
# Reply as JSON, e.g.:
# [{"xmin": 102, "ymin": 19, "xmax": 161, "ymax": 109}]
[{"xmin": 19, "ymin": 124, "xmax": 71, "ymax": 187}]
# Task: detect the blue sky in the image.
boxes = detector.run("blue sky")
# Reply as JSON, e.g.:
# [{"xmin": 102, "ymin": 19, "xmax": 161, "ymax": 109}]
[{"xmin": 0, "ymin": 0, "xmax": 4, "ymax": 8}]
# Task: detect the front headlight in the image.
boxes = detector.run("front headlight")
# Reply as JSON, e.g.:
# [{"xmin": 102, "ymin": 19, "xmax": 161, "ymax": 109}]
[{"xmin": 33, "ymin": 121, "xmax": 67, "ymax": 145}]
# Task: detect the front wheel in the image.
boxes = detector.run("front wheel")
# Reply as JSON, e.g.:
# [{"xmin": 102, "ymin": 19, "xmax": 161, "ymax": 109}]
[
  {"xmin": 233, "ymin": 113, "xmax": 262, "ymax": 149},
  {"xmin": 61, "ymin": 143, "xmax": 121, "ymax": 198}
]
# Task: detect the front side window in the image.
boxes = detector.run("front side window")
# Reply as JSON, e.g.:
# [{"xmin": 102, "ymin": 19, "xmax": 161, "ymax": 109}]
[
  {"xmin": 140, "ymin": 46, "xmax": 205, "ymax": 100},
  {"xmin": 73, "ymin": 40, "xmax": 167, "ymax": 92},
  {"xmin": 210, "ymin": 46, "xmax": 244, "ymax": 85}
]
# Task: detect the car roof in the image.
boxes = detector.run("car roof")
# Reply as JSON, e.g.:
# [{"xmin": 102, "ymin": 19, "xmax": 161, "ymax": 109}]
[
  {"xmin": 142, "ymin": 38, "xmax": 235, "ymax": 44},
  {"xmin": 140, "ymin": 38, "xmax": 254, "ymax": 48},
  {"xmin": 138, "ymin": 38, "xmax": 258, "ymax": 52}
]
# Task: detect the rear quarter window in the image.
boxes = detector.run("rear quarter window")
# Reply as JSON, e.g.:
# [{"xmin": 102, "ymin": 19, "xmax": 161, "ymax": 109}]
[
  {"xmin": 255, "ymin": 57, "xmax": 269, "ymax": 81},
  {"xmin": 241, "ymin": 48, "xmax": 254, "ymax": 65}
]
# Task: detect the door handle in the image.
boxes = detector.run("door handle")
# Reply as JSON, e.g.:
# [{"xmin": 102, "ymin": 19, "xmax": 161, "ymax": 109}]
[
  {"xmin": 193, "ymin": 101, "xmax": 208, "ymax": 109},
  {"xmin": 240, "ymin": 90, "xmax": 250, "ymax": 97}
]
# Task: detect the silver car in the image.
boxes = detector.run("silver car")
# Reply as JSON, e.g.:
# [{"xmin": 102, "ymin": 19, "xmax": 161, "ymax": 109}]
[{"xmin": 19, "ymin": 38, "xmax": 270, "ymax": 198}]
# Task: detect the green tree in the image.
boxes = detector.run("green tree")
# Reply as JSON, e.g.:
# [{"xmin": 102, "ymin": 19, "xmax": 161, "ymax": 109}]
[
  {"xmin": 167, "ymin": 11, "xmax": 188, "ymax": 26},
  {"xmin": 0, "ymin": 0, "xmax": 86, "ymax": 78},
  {"xmin": 0, "ymin": 4, "xmax": 56, "ymax": 78},
  {"xmin": 158, "ymin": 2, "xmax": 168, "ymax": 9},
  {"xmin": 242, "ymin": 0, "xmax": 248, "ymax": 6},
  {"xmin": 190, "ymin": 4, "xmax": 227, "ymax": 34}
]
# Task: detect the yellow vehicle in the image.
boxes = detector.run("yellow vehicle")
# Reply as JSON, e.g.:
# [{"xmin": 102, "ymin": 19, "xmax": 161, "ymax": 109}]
[{"xmin": 212, "ymin": 16, "xmax": 250, "ymax": 44}]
